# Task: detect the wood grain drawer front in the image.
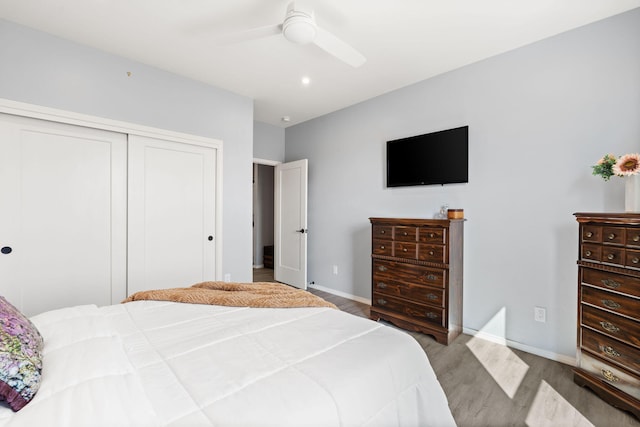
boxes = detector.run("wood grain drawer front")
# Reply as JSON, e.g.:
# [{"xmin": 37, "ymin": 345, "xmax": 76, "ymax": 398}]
[
  {"xmin": 582, "ymin": 304, "xmax": 640, "ymax": 348},
  {"xmin": 601, "ymin": 246, "xmax": 625, "ymax": 267},
  {"xmin": 395, "ymin": 226, "xmax": 417, "ymax": 242},
  {"xmin": 582, "ymin": 328, "xmax": 640, "ymax": 375},
  {"xmin": 372, "ymin": 239, "xmax": 393, "ymax": 256},
  {"xmin": 583, "ymin": 225, "xmax": 602, "ymax": 243},
  {"xmin": 582, "ymin": 243, "xmax": 602, "ymax": 262},
  {"xmin": 418, "ymin": 244, "xmax": 446, "ymax": 263},
  {"xmin": 419, "ymin": 227, "xmax": 446, "ymax": 244},
  {"xmin": 394, "ymin": 242, "xmax": 417, "ymax": 259},
  {"xmin": 579, "ymin": 353, "xmax": 640, "ymax": 400},
  {"xmin": 582, "ymin": 286, "xmax": 640, "ymax": 320},
  {"xmin": 372, "ymin": 225, "xmax": 393, "ymax": 239},
  {"xmin": 373, "ymin": 293, "xmax": 445, "ymax": 326},
  {"xmin": 626, "ymin": 228, "xmax": 640, "ymax": 247},
  {"xmin": 582, "ymin": 268, "xmax": 640, "ymax": 297},
  {"xmin": 626, "ymin": 249, "xmax": 640, "ymax": 270},
  {"xmin": 602, "ymin": 226, "xmax": 625, "ymax": 245},
  {"xmin": 373, "ymin": 260, "xmax": 446, "ymax": 288},
  {"xmin": 373, "ymin": 278, "xmax": 445, "ymax": 308}
]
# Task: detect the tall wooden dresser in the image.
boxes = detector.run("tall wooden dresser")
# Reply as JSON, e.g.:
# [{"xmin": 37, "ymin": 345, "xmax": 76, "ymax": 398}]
[
  {"xmin": 369, "ymin": 217, "xmax": 464, "ymax": 345},
  {"xmin": 574, "ymin": 212, "xmax": 640, "ymax": 418}
]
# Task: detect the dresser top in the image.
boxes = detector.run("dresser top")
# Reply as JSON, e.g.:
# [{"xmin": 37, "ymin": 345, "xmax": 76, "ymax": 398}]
[
  {"xmin": 574, "ymin": 212, "xmax": 640, "ymax": 225},
  {"xmin": 369, "ymin": 217, "xmax": 465, "ymax": 226}
]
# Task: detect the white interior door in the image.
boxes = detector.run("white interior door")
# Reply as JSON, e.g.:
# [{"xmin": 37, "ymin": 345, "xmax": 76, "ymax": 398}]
[
  {"xmin": 0, "ymin": 114, "xmax": 127, "ymax": 316},
  {"xmin": 128, "ymin": 135, "xmax": 217, "ymax": 294},
  {"xmin": 274, "ymin": 159, "xmax": 308, "ymax": 289}
]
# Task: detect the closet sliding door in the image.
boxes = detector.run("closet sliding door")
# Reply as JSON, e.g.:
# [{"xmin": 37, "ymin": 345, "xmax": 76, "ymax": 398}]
[
  {"xmin": 0, "ymin": 113, "xmax": 127, "ymax": 316},
  {"xmin": 127, "ymin": 135, "xmax": 217, "ymax": 294}
]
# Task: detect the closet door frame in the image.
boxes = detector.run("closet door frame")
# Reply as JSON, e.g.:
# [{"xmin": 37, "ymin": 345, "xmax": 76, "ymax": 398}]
[{"xmin": 0, "ymin": 98, "xmax": 224, "ymax": 287}]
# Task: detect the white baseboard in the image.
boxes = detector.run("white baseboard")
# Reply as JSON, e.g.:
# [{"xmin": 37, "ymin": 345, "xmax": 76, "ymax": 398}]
[
  {"xmin": 310, "ymin": 284, "xmax": 371, "ymax": 306},
  {"xmin": 463, "ymin": 327, "xmax": 576, "ymax": 366}
]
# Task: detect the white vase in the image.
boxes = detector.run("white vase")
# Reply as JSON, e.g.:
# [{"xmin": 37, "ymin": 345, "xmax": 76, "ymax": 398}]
[{"xmin": 625, "ymin": 174, "xmax": 640, "ymax": 213}]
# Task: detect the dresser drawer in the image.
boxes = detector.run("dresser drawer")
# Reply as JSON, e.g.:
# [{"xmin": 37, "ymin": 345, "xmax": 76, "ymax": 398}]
[
  {"xmin": 418, "ymin": 244, "xmax": 446, "ymax": 263},
  {"xmin": 581, "ymin": 267, "xmax": 640, "ymax": 298},
  {"xmin": 372, "ymin": 225, "xmax": 393, "ymax": 239},
  {"xmin": 602, "ymin": 226, "xmax": 625, "ymax": 245},
  {"xmin": 372, "ymin": 239, "xmax": 393, "ymax": 256},
  {"xmin": 394, "ymin": 242, "xmax": 417, "ymax": 259},
  {"xmin": 582, "ymin": 225, "xmax": 602, "ymax": 243},
  {"xmin": 581, "ymin": 328, "xmax": 640, "ymax": 375},
  {"xmin": 581, "ymin": 304, "xmax": 640, "ymax": 348},
  {"xmin": 372, "ymin": 278, "xmax": 445, "ymax": 308},
  {"xmin": 581, "ymin": 286, "xmax": 640, "ymax": 320},
  {"xmin": 372, "ymin": 292, "xmax": 445, "ymax": 327},
  {"xmin": 395, "ymin": 226, "xmax": 417, "ymax": 242},
  {"xmin": 418, "ymin": 227, "xmax": 446, "ymax": 244},
  {"xmin": 579, "ymin": 352, "xmax": 640, "ymax": 400},
  {"xmin": 626, "ymin": 228, "xmax": 640, "ymax": 247},
  {"xmin": 601, "ymin": 246, "xmax": 625, "ymax": 267},
  {"xmin": 373, "ymin": 259, "xmax": 446, "ymax": 288},
  {"xmin": 626, "ymin": 249, "xmax": 640, "ymax": 270},
  {"xmin": 582, "ymin": 243, "xmax": 602, "ymax": 262}
]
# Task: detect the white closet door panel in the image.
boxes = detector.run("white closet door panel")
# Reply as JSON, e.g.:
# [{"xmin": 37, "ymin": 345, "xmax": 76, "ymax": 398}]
[
  {"xmin": 128, "ymin": 135, "xmax": 217, "ymax": 294},
  {"xmin": 0, "ymin": 114, "xmax": 127, "ymax": 316}
]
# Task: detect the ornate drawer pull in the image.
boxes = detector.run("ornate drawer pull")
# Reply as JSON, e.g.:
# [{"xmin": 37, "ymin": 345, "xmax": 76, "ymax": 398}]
[
  {"xmin": 377, "ymin": 298, "xmax": 387, "ymax": 305},
  {"xmin": 601, "ymin": 346, "xmax": 621, "ymax": 358},
  {"xmin": 608, "ymin": 233, "xmax": 616, "ymax": 240},
  {"xmin": 634, "ymin": 235, "xmax": 640, "ymax": 242},
  {"xmin": 600, "ymin": 321, "xmax": 620, "ymax": 333},
  {"xmin": 585, "ymin": 250, "xmax": 592, "ymax": 257},
  {"xmin": 403, "ymin": 232, "xmax": 408, "ymax": 236},
  {"xmin": 601, "ymin": 279, "xmax": 621, "ymax": 289},
  {"xmin": 606, "ymin": 253, "xmax": 615, "ymax": 260},
  {"xmin": 380, "ymin": 245, "xmax": 385, "ymax": 250},
  {"xmin": 403, "ymin": 248, "xmax": 408, "ymax": 252},
  {"xmin": 586, "ymin": 231, "xmax": 593, "ymax": 238},
  {"xmin": 426, "ymin": 312, "xmax": 437, "ymax": 319},
  {"xmin": 380, "ymin": 230, "xmax": 386, "ymax": 234},
  {"xmin": 378, "ymin": 265, "xmax": 388, "ymax": 272},
  {"xmin": 602, "ymin": 299, "xmax": 621, "ymax": 310},
  {"xmin": 377, "ymin": 282, "xmax": 387, "ymax": 289},
  {"xmin": 601, "ymin": 369, "xmax": 619, "ymax": 383},
  {"xmin": 429, "ymin": 233, "xmax": 435, "ymax": 238},
  {"xmin": 429, "ymin": 251, "xmax": 435, "ymax": 255},
  {"xmin": 425, "ymin": 274, "xmax": 438, "ymax": 281},
  {"xmin": 427, "ymin": 293, "xmax": 438, "ymax": 300},
  {"xmin": 633, "ymin": 257, "xmax": 640, "ymax": 264}
]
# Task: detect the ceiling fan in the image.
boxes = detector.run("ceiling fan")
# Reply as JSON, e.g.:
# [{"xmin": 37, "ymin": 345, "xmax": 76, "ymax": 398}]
[{"xmin": 216, "ymin": 1, "xmax": 366, "ymax": 68}]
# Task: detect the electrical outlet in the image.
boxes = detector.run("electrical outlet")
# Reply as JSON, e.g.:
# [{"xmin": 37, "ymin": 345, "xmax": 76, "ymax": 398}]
[
  {"xmin": 534, "ymin": 307, "xmax": 546, "ymax": 323},
  {"xmin": 224, "ymin": 273, "xmax": 231, "ymax": 283},
  {"xmin": 332, "ymin": 265, "xmax": 338, "ymax": 275}
]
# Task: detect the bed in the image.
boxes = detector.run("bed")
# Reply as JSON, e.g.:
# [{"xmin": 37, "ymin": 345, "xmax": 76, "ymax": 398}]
[{"xmin": 0, "ymin": 283, "xmax": 456, "ymax": 426}]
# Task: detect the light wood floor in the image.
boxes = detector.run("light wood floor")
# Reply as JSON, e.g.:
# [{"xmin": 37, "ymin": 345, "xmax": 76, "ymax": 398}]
[{"xmin": 253, "ymin": 268, "xmax": 640, "ymax": 427}]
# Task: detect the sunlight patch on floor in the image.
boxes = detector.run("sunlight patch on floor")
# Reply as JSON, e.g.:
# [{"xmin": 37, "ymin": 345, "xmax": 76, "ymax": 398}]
[
  {"xmin": 525, "ymin": 380, "xmax": 595, "ymax": 427},
  {"xmin": 466, "ymin": 307, "xmax": 529, "ymax": 398}
]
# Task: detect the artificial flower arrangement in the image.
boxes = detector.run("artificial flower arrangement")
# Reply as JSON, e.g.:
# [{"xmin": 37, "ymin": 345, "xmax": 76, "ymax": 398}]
[{"xmin": 592, "ymin": 153, "xmax": 640, "ymax": 181}]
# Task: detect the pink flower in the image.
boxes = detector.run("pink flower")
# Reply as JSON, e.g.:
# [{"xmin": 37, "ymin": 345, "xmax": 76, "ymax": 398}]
[{"xmin": 613, "ymin": 153, "xmax": 640, "ymax": 176}]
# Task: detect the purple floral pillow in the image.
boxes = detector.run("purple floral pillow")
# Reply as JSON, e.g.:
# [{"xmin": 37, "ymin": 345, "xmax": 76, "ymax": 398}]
[{"xmin": 0, "ymin": 297, "xmax": 44, "ymax": 411}]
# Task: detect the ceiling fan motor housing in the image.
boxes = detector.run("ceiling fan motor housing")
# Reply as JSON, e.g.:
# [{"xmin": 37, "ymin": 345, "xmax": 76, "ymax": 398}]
[{"xmin": 283, "ymin": 9, "xmax": 317, "ymax": 44}]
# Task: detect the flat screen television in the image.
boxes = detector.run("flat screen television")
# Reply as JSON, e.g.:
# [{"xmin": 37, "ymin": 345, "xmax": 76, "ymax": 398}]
[{"xmin": 386, "ymin": 126, "xmax": 468, "ymax": 187}]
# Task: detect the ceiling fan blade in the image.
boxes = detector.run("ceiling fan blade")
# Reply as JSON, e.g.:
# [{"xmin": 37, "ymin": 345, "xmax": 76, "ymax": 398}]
[
  {"xmin": 213, "ymin": 24, "xmax": 282, "ymax": 46},
  {"xmin": 313, "ymin": 26, "xmax": 366, "ymax": 68}
]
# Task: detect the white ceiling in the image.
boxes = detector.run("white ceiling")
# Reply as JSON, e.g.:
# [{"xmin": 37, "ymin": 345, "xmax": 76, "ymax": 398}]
[{"xmin": 1, "ymin": 0, "xmax": 639, "ymax": 128}]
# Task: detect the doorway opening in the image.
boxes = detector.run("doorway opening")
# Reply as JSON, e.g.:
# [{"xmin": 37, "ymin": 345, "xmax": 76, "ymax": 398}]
[{"xmin": 252, "ymin": 162, "xmax": 275, "ymax": 282}]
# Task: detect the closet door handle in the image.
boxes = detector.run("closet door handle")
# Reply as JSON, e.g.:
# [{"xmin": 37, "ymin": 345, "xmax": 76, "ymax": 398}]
[{"xmin": 1, "ymin": 246, "xmax": 11, "ymax": 254}]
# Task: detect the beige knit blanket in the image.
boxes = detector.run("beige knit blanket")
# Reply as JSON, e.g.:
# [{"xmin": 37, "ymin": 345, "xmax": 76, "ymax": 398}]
[{"xmin": 122, "ymin": 281, "xmax": 337, "ymax": 309}]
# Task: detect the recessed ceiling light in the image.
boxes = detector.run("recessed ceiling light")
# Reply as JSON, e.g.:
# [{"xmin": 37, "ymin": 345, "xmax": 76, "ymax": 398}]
[{"xmin": 301, "ymin": 76, "xmax": 311, "ymax": 86}]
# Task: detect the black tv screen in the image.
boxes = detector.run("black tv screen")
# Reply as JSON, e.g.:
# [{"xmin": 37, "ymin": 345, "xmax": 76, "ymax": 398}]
[{"xmin": 386, "ymin": 126, "xmax": 468, "ymax": 187}]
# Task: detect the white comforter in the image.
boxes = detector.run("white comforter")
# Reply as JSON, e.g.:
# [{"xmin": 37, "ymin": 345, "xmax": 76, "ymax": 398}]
[{"xmin": 0, "ymin": 301, "xmax": 456, "ymax": 426}]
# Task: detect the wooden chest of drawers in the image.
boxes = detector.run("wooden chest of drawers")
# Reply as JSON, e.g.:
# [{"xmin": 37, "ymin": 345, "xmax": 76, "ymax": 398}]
[
  {"xmin": 369, "ymin": 217, "xmax": 464, "ymax": 345},
  {"xmin": 574, "ymin": 212, "xmax": 640, "ymax": 418}
]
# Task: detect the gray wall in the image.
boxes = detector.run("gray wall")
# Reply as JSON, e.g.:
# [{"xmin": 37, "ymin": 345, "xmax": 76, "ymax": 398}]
[
  {"xmin": 285, "ymin": 9, "xmax": 640, "ymax": 358},
  {"xmin": 0, "ymin": 19, "xmax": 255, "ymax": 282},
  {"xmin": 254, "ymin": 121, "xmax": 285, "ymax": 162}
]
